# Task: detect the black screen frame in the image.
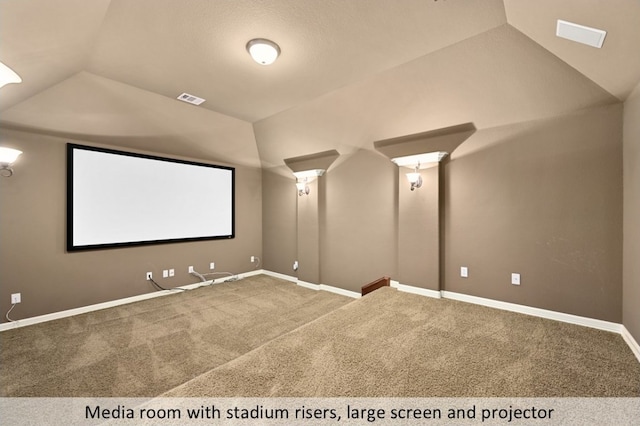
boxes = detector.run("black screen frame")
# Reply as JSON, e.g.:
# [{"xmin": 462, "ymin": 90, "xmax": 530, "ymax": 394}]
[{"xmin": 66, "ymin": 143, "xmax": 235, "ymax": 251}]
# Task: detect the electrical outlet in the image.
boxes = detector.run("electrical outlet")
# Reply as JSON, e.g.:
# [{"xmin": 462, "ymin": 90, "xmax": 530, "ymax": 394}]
[
  {"xmin": 11, "ymin": 293, "xmax": 21, "ymax": 304},
  {"xmin": 146, "ymin": 272, "xmax": 153, "ymax": 280},
  {"xmin": 293, "ymin": 260, "xmax": 299, "ymax": 271},
  {"xmin": 511, "ymin": 273, "xmax": 521, "ymax": 285},
  {"xmin": 188, "ymin": 266, "xmax": 194, "ymax": 273},
  {"xmin": 460, "ymin": 266, "xmax": 468, "ymax": 278},
  {"xmin": 162, "ymin": 270, "xmax": 169, "ymax": 278},
  {"xmin": 210, "ymin": 262, "xmax": 215, "ymax": 270},
  {"xmin": 169, "ymin": 269, "xmax": 175, "ymax": 277},
  {"xmin": 251, "ymin": 256, "xmax": 255, "ymax": 262}
]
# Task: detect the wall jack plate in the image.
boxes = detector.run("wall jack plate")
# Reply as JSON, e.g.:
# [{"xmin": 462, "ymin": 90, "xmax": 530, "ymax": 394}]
[
  {"xmin": 511, "ymin": 273, "xmax": 521, "ymax": 285},
  {"xmin": 11, "ymin": 293, "xmax": 21, "ymax": 304},
  {"xmin": 146, "ymin": 272, "xmax": 153, "ymax": 281},
  {"xmin": 460, "ymin": 266, "xmax": 468, "ymax": 278}
]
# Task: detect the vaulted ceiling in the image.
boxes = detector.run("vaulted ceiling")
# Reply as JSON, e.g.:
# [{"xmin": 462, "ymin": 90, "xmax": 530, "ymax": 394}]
[{"xmin": 1, "ymin": 0, "xmax": 639, "ymax": 169}]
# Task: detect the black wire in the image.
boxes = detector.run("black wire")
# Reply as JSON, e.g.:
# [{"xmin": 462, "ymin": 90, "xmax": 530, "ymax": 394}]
[{"xmin": 149, "ymin": 277, "xmax": 185, "ymax": 292}]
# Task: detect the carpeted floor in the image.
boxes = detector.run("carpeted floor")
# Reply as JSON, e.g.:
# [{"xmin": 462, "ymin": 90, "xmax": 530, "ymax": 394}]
[
  {"xmin": 0, "ymin": 275, "xmax": 351, "ymax": 397},
  {"xmin": 2, "ymin": 275, "xmax": 639, "ymax": 398},
  {"xmin": 163, "ymin": 286, "xmax": 640, "ymax": 397}
]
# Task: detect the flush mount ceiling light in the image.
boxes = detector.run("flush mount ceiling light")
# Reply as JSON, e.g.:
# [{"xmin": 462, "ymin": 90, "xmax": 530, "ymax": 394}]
[
  {"xmin": 246, "ymin": 38, "xmax": 281, "ymax": 65},
  {"xmin": 556, "ymin": 19, "xmax": 607, "ymax": 48},
  {"xmin": 0, "ymin": 61, "xmax": 22, "ymax": 89}
]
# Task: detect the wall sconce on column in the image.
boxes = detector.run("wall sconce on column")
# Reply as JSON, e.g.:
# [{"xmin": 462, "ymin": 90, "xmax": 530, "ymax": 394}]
[
  {"xmin": 406, "ymin": 166, "xmax": 422, "ymax": 191},
  {"xmin": 0, "ymin": 147, "xmax": 23, "ymax": 177},
  {"xmin": 292, "ymin": 169, "xmax": 325, "ymax": 196},
  {"xmin": 391, "ymin": 152, "xmax": 448, "ymax": 192},
  {"xmin": 296, "ymin": 179, "xmax": 310, "ymax": 196}
]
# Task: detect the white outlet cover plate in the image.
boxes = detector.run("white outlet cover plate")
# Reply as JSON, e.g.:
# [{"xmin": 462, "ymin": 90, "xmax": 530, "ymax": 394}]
[
  {"xmin": 460, "ymin": 267, "xmax": 468, "ymax": 278},
  {"xmin": 511, "ymin": 273, "xmax": 521, "ymax": 285},
  {"xmin": 11, "ymin": 293, "xmax": 21, "ymax": 304},
  {"xmin": 210, "ymin": 262, "xmax": 215, "ymax": 270}
]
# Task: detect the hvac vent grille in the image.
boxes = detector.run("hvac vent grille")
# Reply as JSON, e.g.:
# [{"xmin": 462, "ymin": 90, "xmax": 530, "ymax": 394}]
[
  {"xmin": 177, "ymin": 92, "xmax": 206, "ymax": 105},
  {"xmin": 556, "ymin": 19, "xmax": 606, "ymax": 48}
]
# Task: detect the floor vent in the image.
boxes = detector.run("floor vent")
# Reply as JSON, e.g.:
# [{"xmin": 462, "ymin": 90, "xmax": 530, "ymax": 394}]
[{"xmin": 177, "ymin": 92, "xmax": 206, "ymax": 105}]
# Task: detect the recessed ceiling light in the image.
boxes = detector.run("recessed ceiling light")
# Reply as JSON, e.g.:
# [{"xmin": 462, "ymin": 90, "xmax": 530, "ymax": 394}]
[
  {"xmin": 246, "ymin": 38, "xmax": 281, "ymax": 65},
  {"xmin": 0, "ymin": 61, "xmax": 22, "ymax": 88},
  {"xmin": 556, "ymin": 19, "xmax": 607, "ymax": 48}
]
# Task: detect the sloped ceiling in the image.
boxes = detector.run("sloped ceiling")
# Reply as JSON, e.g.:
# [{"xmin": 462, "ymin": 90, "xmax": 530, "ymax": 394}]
[{"xmin": 1, "ymin": 0, "xmax": 639, "ymax": 169}]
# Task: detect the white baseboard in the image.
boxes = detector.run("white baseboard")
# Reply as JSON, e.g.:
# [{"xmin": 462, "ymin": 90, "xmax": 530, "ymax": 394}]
[
  {"xmin": 241, "ymin": 269, "xmax": 267, "ymax": 279},
  {"xmin": 259, "ymin": 269, "xmax": 297, "ymax": 283},
  {"xmin": 391, "ymin": 280, "xmax": 441, "ymax": 299},
  {"xmin": 441, "ymin": 290, "xmax": 622, "ymax": 333},
  {"xmin": 0, "ymin": 282, "xmax": 209, "ymax": 332},
  {"xmin": 295, "ymin": 279, "xmax": 360, "ymax": 298},
  {"xmin": 621, "ymin": 326, "xmax": 640, "ymax": 363},
  {"xmin": 0, "ymin": 270, "xmax": 268, "ymax": 332},
  {"xmin": 319, "ymin": 284, "xmax": 360, "ymax": 299},
  {"xmin": 296, "ymin": 280, "xmax": 320, "ymax": 291}
]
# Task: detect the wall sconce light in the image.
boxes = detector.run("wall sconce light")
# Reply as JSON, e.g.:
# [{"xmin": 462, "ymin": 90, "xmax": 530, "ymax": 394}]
[
  {"xmin": 0, "ymin": 147, "xmax": 22, "ymax": 177},
  {"xmin": 246, "ymin": 38, "xmax": 281, "ymax": 65},
  {"xmin": 391, "ymin": 152, "xmax": 448, "ymax": 192},
  {"xmin": 292, "ymin": 169, "xmax": 325, "ymax": 196},
  {"xmin": 296, "ymin": 179, "xmax": 310, "ymax": 196},
  {"xmin": 406, "ymin": 166, "xmax": 422, "ymax": 191}
]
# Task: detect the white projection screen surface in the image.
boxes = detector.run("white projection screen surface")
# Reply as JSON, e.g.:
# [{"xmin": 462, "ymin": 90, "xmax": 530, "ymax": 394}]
[{"xmin": 67, "ymin": 144, "xmax": 234, "ymax": 251}]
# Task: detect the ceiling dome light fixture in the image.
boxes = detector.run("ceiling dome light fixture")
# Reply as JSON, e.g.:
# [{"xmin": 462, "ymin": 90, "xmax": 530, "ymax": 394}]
[
  {"xmin": 0, "ymin": 147, "xmax": 23, "ymax": 177},
  {"xmin": 0, "ymin": 61, "xmax": 22, "ymax": 89},
  {"xmin": 246, "ymin": 38, "xmax": 281, "ymax": 65}
]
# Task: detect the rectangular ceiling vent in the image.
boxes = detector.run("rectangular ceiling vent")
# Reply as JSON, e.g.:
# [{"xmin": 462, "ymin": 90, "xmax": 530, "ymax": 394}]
[
  {"xmin": 177, "ymin": 92, "xmax": 206, "ymax": 105},
  {"xmin": 556, "ymin": 19, "xmax": 606, "ymax": 48}
]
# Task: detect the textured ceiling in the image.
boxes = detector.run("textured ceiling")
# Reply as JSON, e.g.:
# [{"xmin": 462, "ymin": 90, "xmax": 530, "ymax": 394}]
[{"xmin": 0, "ymin": 0, "xmax": 639, "ymax": 169}]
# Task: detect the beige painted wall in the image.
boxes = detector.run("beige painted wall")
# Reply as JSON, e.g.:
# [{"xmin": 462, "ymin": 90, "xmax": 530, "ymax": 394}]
[
  {"xmin": 297, "ymin": 178, "xmax": 321, "ymax": 284},
  {"xmin": 6, "ymin": 102, "xmax": 626, "ymax": 325},
  {"xmin": 623, "ymin": 82, "xmax": 640, "ymax": 341},
  {"xmin": 261, "ymin": 104, "xmax": 625, "ymax": 324},
  {"xmin": 262, "ymin": 149, "xmax": 442, "ymax": 294},
  {"xmin": 0, "ymin": 128, "xmax": 262, "ymax": 322},
  {"xmin": 320, "ymin": 151, "xmax": 398, "ymax": 293},
  {"xmin": 445, "ymin": 104, "xmax": 623, "ymax": 322},
  {"xmin": 397, "ymin": 165, "xmax": 439, "ymax": 290},
  {"xmin": 261, "ymin": 169, "xmax": 297, "ymax": 277}
]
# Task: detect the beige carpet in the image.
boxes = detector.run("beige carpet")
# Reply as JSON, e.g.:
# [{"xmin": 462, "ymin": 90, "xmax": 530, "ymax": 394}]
[
  {"xmin": 0, "ymin": 275, "xmax": 351, "ymax": 397},
  {"xmin": 164, "ymin": 286, "xmax": 640, "ymax": 397}
]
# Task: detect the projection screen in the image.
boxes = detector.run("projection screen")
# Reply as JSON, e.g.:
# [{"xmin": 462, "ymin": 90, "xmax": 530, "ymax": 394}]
[{"xmin": 67, "ymin": 143, "xmax": 234, "ymax": 251}]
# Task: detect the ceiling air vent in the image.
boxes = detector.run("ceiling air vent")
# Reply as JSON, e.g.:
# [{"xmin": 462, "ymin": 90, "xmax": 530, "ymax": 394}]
[
  {"xmin": 177, "ymin": 92, "xmax": 206, "ymax": 105},
  {"xmin": 556, "ymin": 19, "xmax": 606, "ymax": 48}
]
